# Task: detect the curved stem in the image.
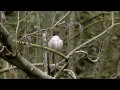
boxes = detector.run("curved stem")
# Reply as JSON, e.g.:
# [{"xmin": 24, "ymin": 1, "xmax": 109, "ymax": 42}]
[{"xmin": 67, "ymin": 23, "xmax": 120, "ymax": 58}]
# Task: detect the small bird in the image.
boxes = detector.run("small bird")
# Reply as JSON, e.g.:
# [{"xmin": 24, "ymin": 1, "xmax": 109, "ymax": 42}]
[
  {"xmin": 48, "ymin": 35, "xmax": 63, "ymax": 51},
  {"xmin": 48, "ymin": 31, "xmax": 63, "ymax": 75}
]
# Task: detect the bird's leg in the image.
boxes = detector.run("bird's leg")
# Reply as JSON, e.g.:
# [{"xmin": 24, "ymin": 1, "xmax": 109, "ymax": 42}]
[
  {"xmin": 47, "ymin": 52, "xmax": 51, "ymax": 75},
  {"xmin": 52, "ymin": 52, "xmax": 54, "ymax": 63},
  {"xmin": 52, "ymin": 53, "xmax": 56, "ymax": 75},
  {"xmin": 55, "ymin": 61, "xmax": 56, "ymax": 75}
]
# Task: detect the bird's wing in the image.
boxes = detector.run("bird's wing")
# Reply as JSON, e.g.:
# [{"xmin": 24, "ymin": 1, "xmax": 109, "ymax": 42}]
[{"xmin": 59, "ymin": 39, "xmax": 63, "ymax": 50}]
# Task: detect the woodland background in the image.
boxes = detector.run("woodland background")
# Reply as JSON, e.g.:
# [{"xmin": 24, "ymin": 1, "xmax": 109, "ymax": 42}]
[{"xmin": 0, "ymin": 11, "xmax": 120, "ymax": 79}]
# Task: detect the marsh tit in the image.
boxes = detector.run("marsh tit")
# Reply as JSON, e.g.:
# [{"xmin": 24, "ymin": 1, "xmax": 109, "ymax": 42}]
[
  {"xmin": 48, "ymin": 32, "xmax": 63, "ymax": 75},
  {"xmin": 48, "ymin": 35, "xmax": 63, "ymax": 51}
]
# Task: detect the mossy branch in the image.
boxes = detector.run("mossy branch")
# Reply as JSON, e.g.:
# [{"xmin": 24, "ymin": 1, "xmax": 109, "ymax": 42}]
[
  {"xmin": 0, "ymin": 22, "xmax": 54, "ymax": 79},
  {"xmin": 0, "ymin": 22, "xmax": 16, "ymax": 56}
]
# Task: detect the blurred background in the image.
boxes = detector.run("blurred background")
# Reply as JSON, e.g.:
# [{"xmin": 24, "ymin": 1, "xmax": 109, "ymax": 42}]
[{"xmin": 0, "ymin": 11, "xmax": 120, "ymax": 79}]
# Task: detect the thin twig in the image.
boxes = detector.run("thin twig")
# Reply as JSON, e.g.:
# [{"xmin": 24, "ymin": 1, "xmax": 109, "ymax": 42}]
[
  {"xmin": 0, "ymin": 46, "xmax": 5, "ymax": 52},
  {"xmin": 66, "ymin": 23, "xmax": 120, "ymax": 58},
  {"xmin": 16, "ymin": 11, "xmax": 20, "ymax": 34},
  {"xmin": 19, "ymin": 11, "xmax": 34, "ymax": 22},
  {"xmin": 54, "ymin": 63, "xmax": 67, "ymax": 78},
  {"xmin": 15, "ymin": 11, "xmax": 20, "ymax": 53},
  {"xmin": 0, "ymin": 22, "xmax": 9, "ymax": 34},
  {"xmin": 20, "ymin": 28, "xmax": 49, "ymax": 40},
  {"xmin": 75, "ymin": 50, "xmax": 100, "ymax": 62},
  {"xmin": 53, "ymin": 11, "xmax": 71, "ymax": 27},
  {"xmin": 68, "ymin": 17, "xmax": 120, "ymax": 44},
  {"xmin": 52, "ymin": 11, "xmax": 59, "ymax": 27},
  {"xmin": 111, "ymin": 11, "xmax": 114, "ymax": 25},
  {"xmin": 63, "ymin": 69, "xmax": 77, "ymax": 79},
  {"xmin": 55, "ymin": 23, "xmax": 120, "ymax": 78},
  {"xmin": 13, "ymin": 40, "xmax": 67, "ymax": 60}
]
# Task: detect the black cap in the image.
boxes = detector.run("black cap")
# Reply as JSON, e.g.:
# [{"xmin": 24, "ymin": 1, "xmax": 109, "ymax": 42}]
[{"xmin": 53, "ymin": 30, "xmax": 59, "ymax": 36}]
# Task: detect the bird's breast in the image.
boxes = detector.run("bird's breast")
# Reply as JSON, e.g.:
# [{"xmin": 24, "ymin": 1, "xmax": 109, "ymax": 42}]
[{"xmin": 48, "ymin": 37, "xmax": 63, "ymax": 51}]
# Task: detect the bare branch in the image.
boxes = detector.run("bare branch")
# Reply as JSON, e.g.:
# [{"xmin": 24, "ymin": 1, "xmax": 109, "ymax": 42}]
[
  {"xmin": 63, "ymin": 69, "xmax": 77, "ymax": 79},
  {"xmin": 19, "ymin": 11, "xmax": 34, "ymax": 22},
  {"xmin": 0, "ymin": 46, "xmax": 5, "ymax": 52},
  {"xmin": 0, "ymin": 22, "xmax": 16, "ymax": 56},
  {"xmin": 54, "ymin": 63, "xmax": 67, "ymax": 78},
  {"xmin": 0, "ymin": 63, "xmax": 60, "ymax": 74},
  {"xmin": 1, "ymin": 53, "xmax": 54, "ymax": 79},
  {"xmin": 13, "ymin": 40, "xmax": 68, "ymax": 60},
  {"xmin": 75, "ymin": 50, "xmax": 100, "ymax": 63},
  {"xmin": 55, "ymin": 23, "xmax": 120, "ymax": 78},
  {"xmin": 66, "ymin": 23, "xmax": 120, "ymax": 58},
  {"xmin": 0, "ymin": 21, "xmax": 55, "ymax": 79},
  {"xmin": 53, "ymin": 11, "xmax": 71, "ymax": 27}
]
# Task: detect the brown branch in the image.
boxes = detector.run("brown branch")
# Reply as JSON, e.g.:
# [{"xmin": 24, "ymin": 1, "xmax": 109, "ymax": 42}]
[
  {"xmin": 54, "ymin": 11, "xmax": 72, "ymax": 27},
  {"xmin": 0, "ymin": 22, "xmax": 16, "ymax": 56},
  {"xmin": 54, "ymin": 23, "xmax": 120, "ymax": 78},
  {"xmin": 0, "ymin": 23, "xmax": 54, "ymax": 79},
  {"xmin": 13, "ymin": 40, "xmax": 68, "ymax": 60},
  {"xmin": 66, "ymin": 23, "xmax": 120, "ymax": 58},
  {"xmin": 0, "ymin": 63, "xmax": 59, "ymax": 74},
  {"xmin": 1, "ymin": 53, "xmax": 54, "ymax": 79}
]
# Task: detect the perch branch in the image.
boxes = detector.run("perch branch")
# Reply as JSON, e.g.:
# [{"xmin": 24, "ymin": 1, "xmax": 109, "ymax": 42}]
[{"xmin": 13, "ymin": 40, "xmax": 68, "ymax": 60}]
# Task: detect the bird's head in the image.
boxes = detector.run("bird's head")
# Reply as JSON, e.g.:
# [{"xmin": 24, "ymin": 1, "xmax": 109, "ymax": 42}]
[{"xmin": 53, "ymin": 30, "xmax": 59, "ymax": 36}]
